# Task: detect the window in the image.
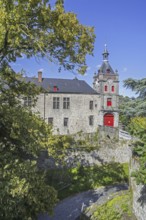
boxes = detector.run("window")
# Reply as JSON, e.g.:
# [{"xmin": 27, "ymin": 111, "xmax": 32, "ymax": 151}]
[
  {"xmin": 89, "ymin": 115, "xmax": 94, "ymax": 126},
  {"xmin": 112, "ymin": 86, "xmax": 115, "ymax": 92},
  {"xmin": 63, "ymin": 97, "xmax": 70, "ymax": 109},
  {"xmin": 105, "ymin": 85, "xmax": 108, "ymax": 92},
  {"xmin": 64, "ymin": 118, "xmax": 68, "ymax": 127},
  {"xmin": 23, "ymin": 96, "xmax": 32, "ymax": 106},
  {"xmin": 106, "ymin": 68, "xmax": 110, "ymax": 73},
  {"xmin": 89, "ymin": 100, "xmax": 93, "ymax": 110},
  {"xmin": 53, "ymin": 97, "xmax": 60, "ymax": 109},
  {"xmin": 48, "ymin": 117, "xmax": 53, "ymax": 125},
  {"xmin": 53, "ymin": 85, "xmax": 59, "ymax": 92},
  {"xmin": 107, "ymin": 98, "xmax": 112, "ymax": 106}
]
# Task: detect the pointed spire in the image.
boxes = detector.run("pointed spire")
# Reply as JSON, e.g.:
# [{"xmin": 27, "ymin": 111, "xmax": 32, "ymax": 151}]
[{"xmin": 102, "ymin": 44, "xmax": 109, "ymax": 61}]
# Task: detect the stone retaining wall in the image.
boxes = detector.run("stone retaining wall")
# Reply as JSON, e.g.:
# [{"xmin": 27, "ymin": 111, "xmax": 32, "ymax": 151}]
[
  {"xmin": 130, "ymin": 159, "xmax": 146, "ymax": 220},
  {"xmin": 66, "ymin": 141, "xmax": 131, "ymax": 167},
  {"xmin": 38, "ymin": 140, "xmax": 132, "ymax": 169}
]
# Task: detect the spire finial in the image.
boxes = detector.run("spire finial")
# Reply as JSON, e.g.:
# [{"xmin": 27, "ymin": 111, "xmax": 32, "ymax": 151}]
[{"xmin": 102, "ymin": 44, "xmax": 109, "ymax": 61}]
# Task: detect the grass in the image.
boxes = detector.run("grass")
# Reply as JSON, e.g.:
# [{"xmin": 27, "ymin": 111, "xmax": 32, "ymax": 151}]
[
  {"xmin": 90, "ymin": 191, "xmax": 136, "ymax": 220},
  {"xmin": 46, "ymin": 162, "xmax": 129, "ymax": 200}
]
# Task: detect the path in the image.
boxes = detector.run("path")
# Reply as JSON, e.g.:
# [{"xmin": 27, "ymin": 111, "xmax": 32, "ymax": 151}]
[{"xmin": 38, "ymin": 184, "xmax": 128, "ymax": 220}]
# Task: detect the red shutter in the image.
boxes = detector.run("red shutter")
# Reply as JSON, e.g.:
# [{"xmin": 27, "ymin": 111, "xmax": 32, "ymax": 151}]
[
  {"xmin": 112, "ymin": 86, "xmax": 114, "ymax": 92},
  {"xmin": 107, "ymin": 98, "xmax": 112, "ymax": 106},
  {"xmin": 105, "ymin": 85, "xmax": 108, "ymax": 91}
]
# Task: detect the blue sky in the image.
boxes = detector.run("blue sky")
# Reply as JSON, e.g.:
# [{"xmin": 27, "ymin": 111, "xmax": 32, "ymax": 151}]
[{"xmin": 12, "ymin": 0, "xmax": 146, "ymax": 97}]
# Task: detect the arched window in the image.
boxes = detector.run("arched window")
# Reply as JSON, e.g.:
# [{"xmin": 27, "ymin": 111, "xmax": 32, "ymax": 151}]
[
  {"xmin": 105, "ymin": 85, "xmax": 108, "ymax": 91},
  {"xmin": 112, "ymin": 86, "xmax": 114, "ymax": 92}
]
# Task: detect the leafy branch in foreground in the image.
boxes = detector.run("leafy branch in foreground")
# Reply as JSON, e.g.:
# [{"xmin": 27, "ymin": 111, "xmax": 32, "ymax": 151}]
[
  {"xmin": 0, "ymin": 0, "xmax": 95, "ymax": 74},
  {"xmin": 0, "ymin": 0, "xmax": 95, "ymax": 218},
  {"xmin": 0, "ymin": 64, "xmax": 69, "ymax": 219}
]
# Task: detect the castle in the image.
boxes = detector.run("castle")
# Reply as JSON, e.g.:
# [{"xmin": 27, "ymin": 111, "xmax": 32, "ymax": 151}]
[{"xmin": 24, "ymin": 46, "xmax": 119, "ymax": 136}]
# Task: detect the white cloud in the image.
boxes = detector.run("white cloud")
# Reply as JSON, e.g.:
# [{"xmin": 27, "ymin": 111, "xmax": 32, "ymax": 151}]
[
  {"xmin": 123, "ymin": 67, "xmax": 128, "ymax": 72},
  {"xmin": 38, "ymin": 68, "xmax": 44, "ymax": 72},
  {"xmin": 96, "ymin": 64, "xmax": 101, "ymax": 69}
]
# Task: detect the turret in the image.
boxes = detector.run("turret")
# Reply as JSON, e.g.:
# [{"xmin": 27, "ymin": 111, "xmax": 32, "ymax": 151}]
[{"xmin": 93, "ymin": 46, "xmax": 119, "ymax": 128}]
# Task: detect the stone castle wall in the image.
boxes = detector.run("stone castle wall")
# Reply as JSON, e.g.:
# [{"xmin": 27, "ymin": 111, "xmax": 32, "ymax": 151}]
[
  {"xmin": 65, "ymin": 140, "xmax": 131, "ymax": 167},
  {"xmin": 130, "ymin": 159, "xmax": 146, "ymax": 220},
  {"xmin": 33, "ymin": 93, "xmax": 101, "ymax": 135},
  {"xmin": 38, "ymin": 138, "xmax": 131, "ymax": 169}
]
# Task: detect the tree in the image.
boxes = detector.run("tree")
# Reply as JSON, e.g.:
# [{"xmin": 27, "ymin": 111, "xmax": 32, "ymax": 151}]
[
  {"xmin": 124, "ymin": 78, "xmax": 146, "ymax": 99},
  {"xmin": 124, "ymin": 78, "xmax": 146, "ymax": 116},
  {"xmin": 0, "ymin": 0, "xmax": 95, "ymax": 74},
  {"xmin": 119, "ymin": 78, "xmax": 146, "ymax": 129},
  {"xmin": 123, "ymin": 78, "xmax": 146, "ymax": 184},
  {"xmin": 119, "ymin": 95, "xmax": 137, "ymax": 128},
  {"xmin": 0, "ymin": 0, "xmax": 95, "ymax": 219},
  {"xmin": 0, "ymin": 62, "xmax": 61, "ymax": 219},
  {"xmin": 129, "ymin": 117, "xmax": 146, "ymax": 184}
]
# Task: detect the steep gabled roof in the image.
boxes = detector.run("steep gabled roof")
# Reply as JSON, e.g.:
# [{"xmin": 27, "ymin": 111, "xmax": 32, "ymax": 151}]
[
  {"xmin": 99, "ymin": 60, "xmax": 115, "ymax": 75},
  {"xmin": 99, "ymin": 45, "xmax": 115, "ymax": 75},
  {"xmin": 24, "ymin": 77, "xmax": 98, "ymax": 94}
]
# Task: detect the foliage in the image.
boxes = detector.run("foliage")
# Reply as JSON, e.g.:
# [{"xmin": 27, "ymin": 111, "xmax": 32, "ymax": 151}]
[
  {"xmin": 0, "ymin": 64, "xmax": 59, "ymax": 219},
  {"xmin": 0, "ymin": 0, "xmax": 95, "ymax": 74},
  {"xmin": 46, "ymin": 163, "xmax": 129, "ymax": 200},
  {"xmin": 72, "ymin": 130, "xmax": 100, "ymax": 152},
  {"xmin": 119, "ymin": 78, "xmax": 146, "ymax": 129},
  {"xmin": 129, "ymin": 117, "xmax": 146, "ymax": 140},
  {"xmin": 124, "ymin": 78, "xmax": 146, "ymax": 99},
  {"xmin": 121, "ymin": 78, "xmax": 146, "ymax": 185},
  {"xmin": 129, "ymin": 117, "xmax": 146, "ymax": 184},
  {"xmin": 91, "ymin": 192, "xmax": 134, "ymax": 220},
  {"xmin": 119, "ymin": 95, "xmax": 137, "ymax": 128},
  {"xmin": 119, "ymin": 95, "xmax": 146, "ymax": 131},
  {"xmin": 0, "ymin": 0, "xmax": 95, "ymax": 218}
]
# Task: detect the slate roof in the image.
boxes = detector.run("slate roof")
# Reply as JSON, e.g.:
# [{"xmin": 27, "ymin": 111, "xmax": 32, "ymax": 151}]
[
  {"xmin": 99, "ymin": 45, "xmax": 115, "ymax": 75},
  {"xmin": 24, "ymin": 77, "xmax": 98, "ymax": 94},
  {"xmin": 99, "ymin": 60, "xmax": 115, "ymax": 75}
]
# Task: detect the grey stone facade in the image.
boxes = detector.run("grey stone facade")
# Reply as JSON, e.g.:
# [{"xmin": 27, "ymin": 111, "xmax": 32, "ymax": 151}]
[
  {"xmin": 34, "ymin": 93, "xmax": 100, "ymax": 135},
  {"xmin": 26, "ymin": 46, "xmax": 119, "ymax": 135}
]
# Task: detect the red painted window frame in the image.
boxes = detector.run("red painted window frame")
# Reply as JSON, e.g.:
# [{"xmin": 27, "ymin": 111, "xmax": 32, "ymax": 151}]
[
  {"xmin": 112, "ymin": 86, "xmax": 114, "ymax": 92},
  {"xmin": 53, "ymin": 86, "xmax": 58, "ymax": 92},
  {"xmin": 107, "ymin": 98, "xmax": 112, "ymax": 106},
  {"xmin": 105, "ymin": 85, "xmax": 108, "ymax": 92}
]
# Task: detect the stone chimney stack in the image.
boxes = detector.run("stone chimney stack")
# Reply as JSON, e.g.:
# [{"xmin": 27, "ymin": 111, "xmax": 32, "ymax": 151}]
[{"xmin": 38, "ymin": 71, "xmax": 42, "ymax": 83}]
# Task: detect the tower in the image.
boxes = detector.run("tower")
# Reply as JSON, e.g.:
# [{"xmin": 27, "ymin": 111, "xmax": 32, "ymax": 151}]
[{"xmin": 93, "ymin": 45, "xmax": 119, "ymax": 134}]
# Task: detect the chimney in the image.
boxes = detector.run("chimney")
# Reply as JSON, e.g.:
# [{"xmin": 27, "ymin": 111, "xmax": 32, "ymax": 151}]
[{"xmin": 38, "ymin": 71, "xmax": 42, "ymax": 83}]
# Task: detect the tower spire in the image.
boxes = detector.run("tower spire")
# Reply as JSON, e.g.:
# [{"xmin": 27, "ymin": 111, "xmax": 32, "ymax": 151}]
[{"xmin": 102, "ymin": 44, "xmax": 109, "ymax": 61}]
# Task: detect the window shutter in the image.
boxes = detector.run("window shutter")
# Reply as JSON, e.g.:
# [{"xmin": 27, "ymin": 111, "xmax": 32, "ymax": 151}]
[
  {"xmin": 112, "ymin": 86, "xmax": 114, "ymax": 92},
  {"xmin": 107, "ymin": 98, "xmax": 112, "ymax": 106}
]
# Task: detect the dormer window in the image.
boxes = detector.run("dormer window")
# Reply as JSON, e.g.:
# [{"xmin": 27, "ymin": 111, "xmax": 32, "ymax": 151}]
[
  {"xmin": 53, "ymin": 85, "xmax": 58, "ymax": 92},
  {"xmin": 106, "ymin": 69, "xmax": 110, "ymax": 73}
]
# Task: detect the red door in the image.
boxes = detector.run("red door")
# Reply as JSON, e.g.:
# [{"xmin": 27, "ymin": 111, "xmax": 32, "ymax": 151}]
[{"xmin": 104, "ymin": 113, "xmax": 114, "ymax": 127}]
